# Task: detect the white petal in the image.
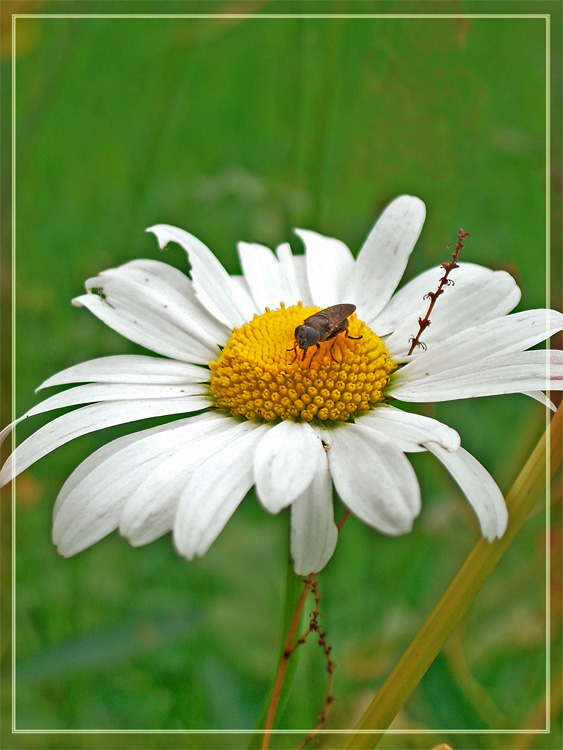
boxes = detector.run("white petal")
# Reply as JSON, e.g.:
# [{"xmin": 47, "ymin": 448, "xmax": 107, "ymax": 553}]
[
  {"xmin": 379, "ymin": 265, "xmax": 521, "ymax": 356},
  {"xmin": 173, "ymin": 423, "xmax": 269, "ymax": 559},
  {"xmin": 237, "ymin": 242, "xmax": 291, "ymax": 312},
  {"xmin": 358, "ymin": 405, "xmax": 461, "ymax": 453},
  {"xmin": 0, "ymin": 397, "xmax": 209, "ymax": 486},
  {"xmin": 254, "ymin": 421, "xmax": 326, "ymax": 513},
  {"xmin": 85, "ymin": 260, "xmax": 228, "ymax": 349},
  {"xmin": 425, "ymin": 443, "xmax": 508, "ymax": 541},
  {"xmin": 52, "ymin": 416, "xmax": 216, "ymax": 555},
  {"xmin": 119, "ymin": 416, "xmax": 237, "ymax": 546},
  {"xmin": 0, "ymin": 380, "xmax": 204, "ymax": 451},
  {"xmin": 37, "ymin": 355, "xmax": 209, "ymax": 390},
  {"xmin": 290, "ymin": 459, "xmax": 338, "ymax": 575},
  {"xmin": 397, "ymin": 309, "xmax": 563, "ymax": 382},
  {"xmin": 228, "ymin": 275, "xmax": 260, "ymax": 320},
  {"xmin": 522, "ymin": 391, "xmax": 557, "ymax": 410},
  {"xmin": 297, "ymin": 229, "xmax": 355, "ymax": 308},
  {"xmin": 275, "ymin": 244, "xmax": 314, "ymax": 306},
  {"xmin": 324, "ymin": 424, "xmax": 421, "ymax": 535},
  {"xmin": 26, "ymin": 383, "xmax": 205, "ymax": 417},
  {"xmin": 345, "ymin": 195, "xmax": 426, "ymax": 322},
  {"xmin": 114, "ymin": 259, "xmax": 230, "ymax": 343},
  {"xmin": 53, "ymin": 412, "xmax": 220, "ymax": 521},
  {"xmin": 53, "ymin": 423, "xmax": 178, "ymax": 517},
  {"xmin": 392, "ymin": 350, "xmax": 563, "ymax": 402},
  {"xmin": 73, "ymin": 292, "xmax": 217, "ymax": 365},
  {"xmin": 373, "ymin": 263, "xmax": 489, "ymax": 334},
  {"xmin": 148, "ymin": 224, "xmax": 247, "ymax": 328}
]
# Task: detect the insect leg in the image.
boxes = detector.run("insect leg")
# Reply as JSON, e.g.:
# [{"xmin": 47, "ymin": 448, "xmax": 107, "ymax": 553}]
[
  {"xmin": 330, "ymin": 340, "xmax": 341, "ymax": 363},
  {"xmin": 286, "ymin": 342, "xmax": 300, "ymax": 363},
  {"xmin": 307, "ymin": 343, "xmax": 321, "ymax": 366}
]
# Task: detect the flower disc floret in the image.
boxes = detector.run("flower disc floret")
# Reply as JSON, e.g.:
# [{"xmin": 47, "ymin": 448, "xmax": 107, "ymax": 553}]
[{"xmin": 209, "ymin": 303, "xmax": 394, "ymax": 423}]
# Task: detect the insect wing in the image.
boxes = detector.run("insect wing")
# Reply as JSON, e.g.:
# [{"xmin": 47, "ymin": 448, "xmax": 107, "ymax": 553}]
[
  {"xmin": 321, "ymin": 303, "xmax": 356, "ymax": 325},
  {"xmin": 303, "ymin": 304, "xmax": 356, "ymax": 341}
]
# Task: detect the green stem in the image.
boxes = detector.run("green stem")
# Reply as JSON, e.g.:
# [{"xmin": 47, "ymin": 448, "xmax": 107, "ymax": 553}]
[
  {"xmin": 261, "ymin": 575, "xmax": 313, "ymax": 750},
  {"xmin": 249, "ymin": 556, "xmax": 309, "ymax": 749},
  {"xmin": 343, "ymin": 405, "xmax": 562, "ymax": 749}
]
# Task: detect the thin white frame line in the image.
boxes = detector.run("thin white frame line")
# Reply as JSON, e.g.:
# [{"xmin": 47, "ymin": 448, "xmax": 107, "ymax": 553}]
[
  {"xmin": 11, "ymin": 8, "xmax": 18, "ymax": 737},
  {"xmin": 544, "ymin": 13, "xmax": 551, "ymax": 736},
  {"xmin": 8, "ymin": 729, "xmax": 554, "ymax": 735},
  {"xmin": 11, "ymin": 10, "xmax": 552, "ymax": 739},
  {"xmin": 10, "ymin": 13, "xmax": 551, "ymax": 19}
]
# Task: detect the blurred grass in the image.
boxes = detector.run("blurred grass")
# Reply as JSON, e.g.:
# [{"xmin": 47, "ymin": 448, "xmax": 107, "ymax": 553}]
[{"xmin": 2, "ymin": 2, "xmax": 562, "ymax": 748}]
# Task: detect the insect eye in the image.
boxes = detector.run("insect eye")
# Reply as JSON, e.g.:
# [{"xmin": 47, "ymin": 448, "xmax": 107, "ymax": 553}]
[{"xmin": 305, "ymin": 326, "xmax": 320, "ymax": 345}]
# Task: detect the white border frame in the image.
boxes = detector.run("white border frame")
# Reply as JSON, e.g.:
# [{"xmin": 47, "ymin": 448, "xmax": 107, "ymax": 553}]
[{"xmin": 9, "ymin": 9, "xmax": 553, "ymax": 741}]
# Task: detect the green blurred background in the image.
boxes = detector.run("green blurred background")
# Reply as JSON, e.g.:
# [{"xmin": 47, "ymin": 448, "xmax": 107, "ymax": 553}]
[{"xmin": 2, "ymin": 2, "xmax": 562, "ymax": 748}]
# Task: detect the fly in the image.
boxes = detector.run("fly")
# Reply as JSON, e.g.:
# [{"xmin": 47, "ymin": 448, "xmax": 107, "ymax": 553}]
[{"xmin": 289, "ymin": 304, "xmax": 362, "ymax": 363}]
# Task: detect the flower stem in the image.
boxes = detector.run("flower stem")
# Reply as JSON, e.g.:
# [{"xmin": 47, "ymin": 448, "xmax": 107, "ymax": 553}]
[
  {"xmin": 261, "ymin": 574, "xmax": 314, "ymax": 750},
  {"xmin": 342, "ymin": 404, "xmax": 562, "ymax": 748},
  {"xmin": 337, "ymin": 508, "xmax": 350, "ymax": 532}
]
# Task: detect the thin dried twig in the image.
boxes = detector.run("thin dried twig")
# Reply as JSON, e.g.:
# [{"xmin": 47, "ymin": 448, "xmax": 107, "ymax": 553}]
[
  {"xmin": 295, "ymin": 580, "xmax": 336, "ymax": 750},
  {"xmin": 407, "ymin": 227, "xmax": 469, "ymax": 355}
]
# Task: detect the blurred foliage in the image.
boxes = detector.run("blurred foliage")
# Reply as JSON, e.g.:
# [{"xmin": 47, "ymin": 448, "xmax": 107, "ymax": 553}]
[{"xmin": 2, "ymin": 1, "xmax": 562, "ymax": 749}]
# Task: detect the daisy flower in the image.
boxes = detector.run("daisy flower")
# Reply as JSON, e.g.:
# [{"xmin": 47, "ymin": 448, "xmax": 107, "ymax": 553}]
[{"xmin": 2, "ymin": 196, "xmax": 562, "ymax": 575}]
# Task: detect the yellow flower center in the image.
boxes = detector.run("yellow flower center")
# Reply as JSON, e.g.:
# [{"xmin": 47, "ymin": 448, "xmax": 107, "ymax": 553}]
[{"xmin": 209, "ymin": 303, "xmax": 394, "ymax": 423}]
